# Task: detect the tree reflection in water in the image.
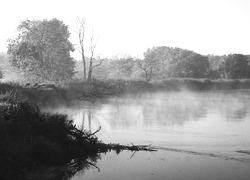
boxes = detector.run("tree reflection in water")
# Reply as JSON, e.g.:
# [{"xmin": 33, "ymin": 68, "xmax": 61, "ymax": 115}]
[{"xmin": 24, "ymin": 154, "xmax": 101, "ymax": 180}]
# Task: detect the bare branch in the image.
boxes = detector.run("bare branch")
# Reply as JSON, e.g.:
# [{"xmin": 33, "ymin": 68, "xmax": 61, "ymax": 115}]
[
  {"xmin": 91, "ymin": 58, "xmax": 105, "ymax": 70},
  {"xmin": 89, "ymin": 30, "xmax": 99, "ymax": 56},
  {"xmin": 86, "ymin": 126, "xmax": 102, "ymax": 138},
  {"xmin": 76, "ymin": 17, "xmax": 87, "ymax": 80}
]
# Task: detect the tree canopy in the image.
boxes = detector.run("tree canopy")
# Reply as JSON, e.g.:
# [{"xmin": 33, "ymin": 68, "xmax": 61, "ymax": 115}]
[
  {"xmin": 175, "ymin": 53, "xmax": 209, "ymax": 78},
  {"xmin": 138, "ymin": 46, "xmax": 210, "ymax": 81},
  {"xmin": 219, "ymin": 54, "xmax": 249, "ymax": 79},
  {"xmin": 0, "ymin": 54, "xmax": 5, "ymax": 79},
  {"xmin": 7, "ymin": 18, "xmax": 75, "ymax": 82}
]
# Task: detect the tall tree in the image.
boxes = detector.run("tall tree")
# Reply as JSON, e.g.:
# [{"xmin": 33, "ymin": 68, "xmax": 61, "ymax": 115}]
[
  {"xmin": 140, "ymin": 46, "xmax": 194, "ymax": 80},
  {"xmin": 137, "ymin": 48, "xmax": 160, "ymax": 82},
  {"xmin": 87, "ymin": 30, "xmax": 104, "ymax": 81},
  {"xmin": 7, "ymin": 19, "xmax": 75, "ymax": 82},
  {"xmin": 76, "ymin": 18, "xmax": 103, "ymax": 82},
  {"xmin": 76, "ymin": 17, "xmax": 87, "ymax": 80},
  {"xmin": 0, "ymin": 53, "xmax": 5, "ymax": 79},
  {"xmin": 219, "ymin": 54, "xmax": 249, "ymax": 79},
  {"xmin": 110, "ymin": 57, "xmax": 136, "ymax": 79},
  {"xmin": 175, "ymin": 53, "xmax": 209, "ymax": 78}
]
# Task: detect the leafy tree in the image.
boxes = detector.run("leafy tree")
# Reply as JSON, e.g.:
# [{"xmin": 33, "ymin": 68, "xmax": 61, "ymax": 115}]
[
  {"xmin": 7, "ymin": 19, "xmax": 75, "ymax": 82},
  {"xmin": 166, "ymin": 48, "xmax": 194, "ymax": 77},
  {"xmin": 0, "ymin": 69, "xmax": 3, "ymax": 79},
  {"xmin": 0, "ymin": 54, "xmax": 4, "ymax": 79},
  {"xmin": 174, "ymin": 53, "xmax": 209, "ymax": 78},
  {"xmin": 207, "ymin": 54, "xmax": 222, "ymax": 71},
  {"xmin": 110, "ymin": 57, "xmax": 136, "ymax": 80},
  {"xmin": 206, "ymin": 54, "xmax": 222, "ymax": 79},
  {"xmin": 137, "ymin": 48, "xmax": 161, "ymax": 82},
  {"xmin": 139, "ymin": 46, "xmax": 202, "ymax": 81},
  {"xmin": 219, "ymin": 54, "xmax": 249, "ymax": 79},
  {"xmin": 137, "ymin": 59, "xmax": 154, "ymax": 83},
  {"xmin": 141, "ymin": 47, "xmax": 172, "ymax": 80}
]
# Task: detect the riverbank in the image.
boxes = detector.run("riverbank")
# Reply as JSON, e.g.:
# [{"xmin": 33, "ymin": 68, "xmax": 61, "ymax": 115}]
[
  {"xmin": 1, "ymin": 78, "xmax": 250, "ymax": 106},
  {"xmin": 0, "ymin": 92, "xmax": 154, "ymax": 179}
]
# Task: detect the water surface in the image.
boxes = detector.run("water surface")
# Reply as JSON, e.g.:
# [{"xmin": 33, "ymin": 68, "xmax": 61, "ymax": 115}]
[{"xmin": 51, "ymin": 90, "xmax": 250, "ymax": 179}]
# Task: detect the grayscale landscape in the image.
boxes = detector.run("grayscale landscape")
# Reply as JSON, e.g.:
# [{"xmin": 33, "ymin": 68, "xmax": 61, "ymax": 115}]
[{"xmin": 0, "ymin": 0, "xmax": 250, "ymax": 179}]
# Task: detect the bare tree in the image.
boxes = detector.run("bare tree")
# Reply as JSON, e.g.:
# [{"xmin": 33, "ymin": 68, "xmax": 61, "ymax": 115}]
[
  {"xmin": 76, "ymin": 18, "xmax": 104, "ymax": 82},
  {"xmin": 137, "ymin": 61, "xmax": 153, "ymax": 83},
  {"xmin": 76, "ymin": 17, "xmax": 87, "ymax": 80},
  {"xmin": 87, "ymin": 30, "xmax": 104, "ymax": 81}
]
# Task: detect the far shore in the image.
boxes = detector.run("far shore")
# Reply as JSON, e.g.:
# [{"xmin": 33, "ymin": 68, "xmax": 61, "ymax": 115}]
[{"xmin": 1, "ymin": 78, "xmax": 250, "ymax": 106}]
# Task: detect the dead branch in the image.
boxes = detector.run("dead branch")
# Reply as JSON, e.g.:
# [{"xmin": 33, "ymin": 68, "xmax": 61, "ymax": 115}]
[
  {"xmin": 91, "ymin": 58, "xmax": 105, "ymax": 70},
  {"xmin": 86, "ymin": 126, "xmax": 101, "ymax": 138}
]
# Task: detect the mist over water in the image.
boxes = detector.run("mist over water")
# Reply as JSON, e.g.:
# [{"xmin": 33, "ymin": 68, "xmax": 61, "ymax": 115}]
[{"xmin": 50, "ymin": 90, "xmax": 250, "ymax": 179}]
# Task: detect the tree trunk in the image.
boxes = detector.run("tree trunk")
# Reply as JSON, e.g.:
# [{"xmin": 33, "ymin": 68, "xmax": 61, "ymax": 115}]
[
  {"xmin": 87, "ymin": 58, "xmax": 93, "ymax": 82},
  {"xmin": 82, "ymin": 51, "xmax": 86, "ymax": 80}
]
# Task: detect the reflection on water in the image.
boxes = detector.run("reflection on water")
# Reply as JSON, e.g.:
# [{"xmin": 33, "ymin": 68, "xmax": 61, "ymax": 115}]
[{"xmin": 51, "ymin": 91, "xmax": 250, "ymax": 180}]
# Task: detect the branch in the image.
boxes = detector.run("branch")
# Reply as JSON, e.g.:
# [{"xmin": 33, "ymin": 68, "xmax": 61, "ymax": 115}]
[
  {"xmin": 86, "ymin": 126, "xmax": 101, "ymax": 138},
  {"xmin": 85, "ymin": 160, "xmax": 100, "ymax": 172},
  {"xmin": 91, "ymin": 58, "xmax": 105, "ymax": 70},
  {"xmin": 89, "ymin": 29, "xmax": 99, "ymax": 56}
]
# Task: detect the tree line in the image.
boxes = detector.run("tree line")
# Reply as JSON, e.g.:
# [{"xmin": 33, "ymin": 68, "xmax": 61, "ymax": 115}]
[
  {"xmin": 91, "ymin": 48, "xmax": 250, "ymax": 82},
  {"xmin": 2, "ymin": 18, "xmax": 250, "ymax": 83}
]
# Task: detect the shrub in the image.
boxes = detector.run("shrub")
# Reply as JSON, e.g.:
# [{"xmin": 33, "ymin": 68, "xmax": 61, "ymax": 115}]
[{"xmin": 0, "ymin": 92, "xmax": 101, "ymax": 179}]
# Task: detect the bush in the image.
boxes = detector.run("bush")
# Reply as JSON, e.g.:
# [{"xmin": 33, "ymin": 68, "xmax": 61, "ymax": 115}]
[{"xmin": 0, "ymin": 92, "xmax": 102, "ymax": 179}]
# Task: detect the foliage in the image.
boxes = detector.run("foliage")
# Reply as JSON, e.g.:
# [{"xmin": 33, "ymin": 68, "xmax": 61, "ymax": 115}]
[
  {"xmin": 0, "ymin": 81, "xmax": 22, "ymax": 94},
  {"xmin": 174, "ymin": 53, "xmax": 209, "ymax": 78},
  {"xmin": 7, "ymin": 19, "xmax": 75, "ymax": 82},
  {"xmin": 109, "ymin": 57, "xmax": 137, "ymax": 80},
  {"xmin": 207, "ymin": 54, "xmax": 222, "ymax": 71},
  {"xmin": 0, "ymin": 93, "xmax": 102, "ymax": 179},
  {"xmin": 139, "ymin": 46, "xmax": 209, "ymax": 81},
  {"xmin": 218, "ymin": 54, "xmax": 250, "ymax": 79},
  {"xmin": 0, "ymin": 69, "xmax": 3, "ymax": 79},
  {"xmin": 0, "ymin": 54, "xmax": 5, "ymax": 79}
]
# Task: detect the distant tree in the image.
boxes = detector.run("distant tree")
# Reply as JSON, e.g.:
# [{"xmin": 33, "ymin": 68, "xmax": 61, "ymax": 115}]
[
  {"xmin": 167, "ymin": 48, "xmax": 194, "ymax": 77},
  {"xmin": 207, "ymin": 55, "xmax": 222, "ymax": 71},
  {"xmin": 110, "ymin": 57, "xmax": 136, "ymax": 79},
  {"xmin": 206, "ymin": 55, "xmax": 222, "ymax": 79},
  {"xmin": 174, "ymin": 53, "xmax": 209, "ymax": 78},
  {"xmin": 137, "ymin": 48, "xmax": 161, "ymax": 82},
  {"xmin": 0, "ymin": 54, "xmax": 4, "ymax": 79},
  {"xmin": 137, "ymin": 59, "xmax": 154, "ymax": 83},
  {"xmin": 141, "ymin": 47, "xmax": 173, "ymax": 79},
  {"xmin": 7, "ymin": 18, "xmax": 75, "ymax": 82},
  {"xmin": 0, "ymin": 66, "xmax": 3, "ymax": 79},
  {"xmin": 219, "ymin": 54, "xmax": 249, "ymax": 79},
  {"xmin": 140, "ymin": 46, "xmax": 195, "ymax": 80}
]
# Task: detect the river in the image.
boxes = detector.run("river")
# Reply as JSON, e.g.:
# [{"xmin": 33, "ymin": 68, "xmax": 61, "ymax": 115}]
[{"xmin": 51, "ymin": 90, "xmax": 250, "ymax": 180}]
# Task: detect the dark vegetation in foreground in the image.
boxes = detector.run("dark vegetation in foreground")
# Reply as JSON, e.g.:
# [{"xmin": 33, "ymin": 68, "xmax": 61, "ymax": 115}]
[
  {"xmin": 1, "ymin": 78, "xmax": 250, "ymax": 106},
  {"xmin": 0, "ymin": 92, "xmax": 155, "ymax": 180}
]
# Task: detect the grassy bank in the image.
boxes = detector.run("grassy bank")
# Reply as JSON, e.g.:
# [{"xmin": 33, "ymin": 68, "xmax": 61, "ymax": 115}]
[{"xmin": 1, "ymin": 78, "xmax": 250, "ymax": 106}]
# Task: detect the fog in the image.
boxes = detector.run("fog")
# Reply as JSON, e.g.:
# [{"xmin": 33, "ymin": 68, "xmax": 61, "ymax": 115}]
[{"xmin": 48, "ymin": 90, "xmax": 250, "ymax": 179}]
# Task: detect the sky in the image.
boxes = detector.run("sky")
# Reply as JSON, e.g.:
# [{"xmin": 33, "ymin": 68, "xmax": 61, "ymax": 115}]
[{"xmin": 0, "ymin": 0, "xmax": 250, "ymax": 59}]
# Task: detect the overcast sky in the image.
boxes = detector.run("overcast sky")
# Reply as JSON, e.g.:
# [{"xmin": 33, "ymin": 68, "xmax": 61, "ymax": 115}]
[{"xmin": 0, "ymin": 0, "xmax": 250, "ymax": 59}]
